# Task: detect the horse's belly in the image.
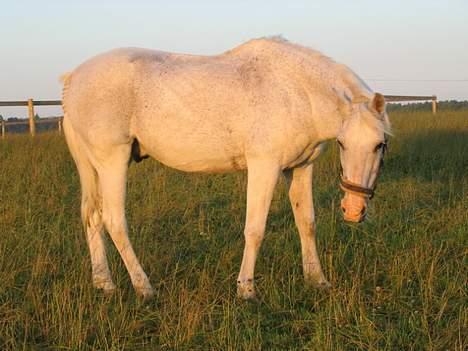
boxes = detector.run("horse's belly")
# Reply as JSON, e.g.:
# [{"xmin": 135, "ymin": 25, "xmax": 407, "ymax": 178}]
[
  {"xmin": 137, "ymin": 129, "xmax": 246, "ymax": 173},
  {"xmin": 157, "ymin": 149, "xmax": 246, "ymax": 173}
]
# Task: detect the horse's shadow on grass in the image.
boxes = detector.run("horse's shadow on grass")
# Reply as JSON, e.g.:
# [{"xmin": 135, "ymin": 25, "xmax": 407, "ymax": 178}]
[{"xmin": 382, "ymin": 129, "xmax": 467, "ymax": 182}]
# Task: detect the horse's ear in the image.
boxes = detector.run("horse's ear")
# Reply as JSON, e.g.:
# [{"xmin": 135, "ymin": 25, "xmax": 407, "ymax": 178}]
[{"xmin": 370, "ymin": 93, "xmax": 385, "ymax": 114}]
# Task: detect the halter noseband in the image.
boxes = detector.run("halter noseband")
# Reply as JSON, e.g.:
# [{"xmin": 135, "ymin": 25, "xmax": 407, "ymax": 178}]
[
  {"xmin": 340, "ymin": 178, "xmax": 376, "ymax": 199},
  {"xmin": 339, "ymin": 140, "xmax": 387, "ymax": 200}
]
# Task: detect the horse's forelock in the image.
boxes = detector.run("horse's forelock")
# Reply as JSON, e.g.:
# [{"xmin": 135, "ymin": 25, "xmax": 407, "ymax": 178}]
[{"xmin": 359, "ymin": 110, "xmax": 392, "ymax": 138}]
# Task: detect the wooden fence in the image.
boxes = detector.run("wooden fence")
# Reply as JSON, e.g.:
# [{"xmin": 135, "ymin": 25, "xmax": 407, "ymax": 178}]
[
  {"xmin": 0, "ymin": 95, "xmax": 438, "ymax": 138},
  {"xmin": 0, "ymin": 99, "xmax": 62, "ymax": 138}
]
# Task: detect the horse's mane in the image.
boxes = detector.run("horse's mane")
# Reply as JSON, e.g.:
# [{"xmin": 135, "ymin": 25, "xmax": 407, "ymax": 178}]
[
  {"xmin": 270, "ymin": 37, "xmax": 392, "ymax": 135},
  {"xmin": 225, "ymin": 36, "xmax": 336, "ymax": 66}
]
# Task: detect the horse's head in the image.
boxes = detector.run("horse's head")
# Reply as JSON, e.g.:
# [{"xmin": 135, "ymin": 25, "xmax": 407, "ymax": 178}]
[{"xmin": 337, "ymin": 92, "xmax": 390, "ymax": 223}]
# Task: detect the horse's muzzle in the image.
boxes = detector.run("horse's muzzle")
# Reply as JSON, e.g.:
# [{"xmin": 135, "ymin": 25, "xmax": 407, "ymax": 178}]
[{"xmin": 341, "ymin": 196, "xmax": 367, "ymax": 223}]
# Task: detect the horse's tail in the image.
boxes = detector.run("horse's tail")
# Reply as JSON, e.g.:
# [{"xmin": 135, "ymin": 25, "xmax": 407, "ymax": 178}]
[
  {"xmin": 61, "ymin": 72, "xmax": 101, "ymax": 231},
  {"xmin": 63, "ymin": 116, "xmax": 101, "ymax": 230},
  {"xmin": 59, "ymin": 72, "xmax": 72, "ymax": 85},
  {"xmin": 59, "ymin": 72, "xmax": 73, "ymax": 115}
]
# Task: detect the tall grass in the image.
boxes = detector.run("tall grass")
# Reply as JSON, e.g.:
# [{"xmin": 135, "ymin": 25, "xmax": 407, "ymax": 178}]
[{"xmin": 0, "ymin": 110, "xmax": 466, "ymax": 350}]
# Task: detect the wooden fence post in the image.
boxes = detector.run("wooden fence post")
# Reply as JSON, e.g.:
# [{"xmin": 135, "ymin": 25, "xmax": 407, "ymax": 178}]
[
  {"xmin": 28, "ymin": 98, "xmax": 36, "ymax": 136},
  {"xmin": 58, "ymin": 117, "xmax": 63, "ymax": 134},
  {"xmin": 431, "ymin": 96, "xmax": 437, "ymax": 115},
  {"xmin": 1, "ymin": 119, "xmax": 5, "ymax": 139}
]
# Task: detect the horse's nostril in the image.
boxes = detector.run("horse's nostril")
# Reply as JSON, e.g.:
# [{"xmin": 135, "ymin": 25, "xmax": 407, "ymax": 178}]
[
  {"xmin": 341, "ymin": 206, "xmax": 346, "ymax": 213},
  {"xmin": 360, "ymin": 207, "xmax": 366, "ymax": 215}
]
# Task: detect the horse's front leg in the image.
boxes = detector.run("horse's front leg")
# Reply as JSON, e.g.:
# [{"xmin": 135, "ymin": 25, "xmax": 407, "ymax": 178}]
[
  {"xmin": 237, "ymin": 160, "xmax": 280, "ymax": 299},
  {"xmin": 284, "ymin": 164, "xmax": 331, "ymax": 289}
]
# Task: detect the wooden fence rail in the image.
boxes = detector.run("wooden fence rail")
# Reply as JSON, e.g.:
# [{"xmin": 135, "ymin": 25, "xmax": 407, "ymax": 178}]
[
  {"xmin": 0, "ymin": 100, "xmax": 62, "ymax": 107},
  {"xmin": 0, "ymin": 94, "xmax": 438, "ymax": 139},
  {"xmin": 384, "ymin": 95, "xmax": 437, "ymax": 114}
]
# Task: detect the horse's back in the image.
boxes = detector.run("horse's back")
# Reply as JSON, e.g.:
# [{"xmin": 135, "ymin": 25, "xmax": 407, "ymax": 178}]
[{"xmin": 129, "ymin": 45, "xmax": 293, "ymax": 172}]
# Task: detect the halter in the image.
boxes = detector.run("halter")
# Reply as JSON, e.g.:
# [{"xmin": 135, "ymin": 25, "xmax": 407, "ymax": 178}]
[{"xmin": 339, "ymin": 140, "xmax": 387, "ymax": 200}]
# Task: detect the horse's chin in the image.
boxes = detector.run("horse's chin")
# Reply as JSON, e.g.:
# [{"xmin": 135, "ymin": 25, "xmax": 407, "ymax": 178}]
[{"xmin": 343, "ymin": 213, "xmax": 366, "ymax": 223}]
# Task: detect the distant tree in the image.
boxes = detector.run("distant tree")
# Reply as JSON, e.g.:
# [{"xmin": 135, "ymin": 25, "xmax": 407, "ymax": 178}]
[
  {"xmin": 34, "ymin": 113, "xmax": 40, "ymax": 120},
  {"xmin": 387, "ymin": 100, "xmax": 468, "ymax": 112}
]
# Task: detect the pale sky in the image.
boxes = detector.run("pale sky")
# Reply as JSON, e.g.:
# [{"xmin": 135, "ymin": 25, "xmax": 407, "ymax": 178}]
[{"xmin": 1, "ymin": 0, "xmax": 467, "ymax": 118}]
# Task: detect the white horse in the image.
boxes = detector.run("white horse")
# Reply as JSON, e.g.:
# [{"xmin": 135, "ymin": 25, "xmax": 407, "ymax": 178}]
[{"xmin": 61, "ymin": 37, "xmax": 390, "ymax": 299}]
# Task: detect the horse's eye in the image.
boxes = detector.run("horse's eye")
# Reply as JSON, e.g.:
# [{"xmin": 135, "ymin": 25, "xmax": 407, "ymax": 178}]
[
  {"xmin": 337, "ymin": 140, "xmax": 345, "ymax": 150},
  {"xmin": 374, "ymin": 142, "xmax": 385, "ymax": 152}
]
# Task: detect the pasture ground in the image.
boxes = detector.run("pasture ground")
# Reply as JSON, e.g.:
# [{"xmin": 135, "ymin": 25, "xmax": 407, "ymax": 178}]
[{"xmin": 0, "ymin": 110, "xmax": 467, "ymax": 350}]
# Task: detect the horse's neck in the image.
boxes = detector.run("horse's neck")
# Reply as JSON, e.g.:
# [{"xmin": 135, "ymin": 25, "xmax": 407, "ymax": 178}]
[
  {"xmin": 303, "ymin": 92, "xmax": 344, "ymax": 143},
  {"xmin": 314, "ymin": 113, "xmax": 342, "ymax": 142}
]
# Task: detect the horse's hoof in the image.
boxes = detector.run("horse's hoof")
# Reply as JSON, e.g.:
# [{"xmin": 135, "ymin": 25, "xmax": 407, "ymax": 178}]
[
  {"xmin": 136, "ymin": 287, "xmax": 155, "ymax": 300},
  {"xmin": 305, "ymin": 277, "xmax": 332, "ymax": 290},
  {"xmin": 312, "ymin": 280, "xmax": 332, "ymax": 290},
  {"xmin": 237, "ymin": 290, "xmax": 257, "ymax": 301},
  {"xmin": 237, "ymin": 285, "xmax": 257, "ymax": 300},
  {"xmin": 94, "ymin": 280, "xmax": 117, "ymax": 294}
]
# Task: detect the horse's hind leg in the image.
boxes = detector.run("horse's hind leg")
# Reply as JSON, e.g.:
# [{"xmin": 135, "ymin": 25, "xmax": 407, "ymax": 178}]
[
  {"xmin": 63, "ymin": 118, "xmax": 115, "ymax": 292},
  {"xmin": 82, "ymin": 186, "xmax": 116, "ymax": 292},
  {"xmin": 97, "ymin": 144, "xmax": 154, "ymax": 298}
]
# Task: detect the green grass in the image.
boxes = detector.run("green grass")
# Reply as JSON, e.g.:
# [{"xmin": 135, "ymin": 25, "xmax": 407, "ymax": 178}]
[{"xmin": 0, "ymin": 110, "xmax": 467, "ymax": 350}]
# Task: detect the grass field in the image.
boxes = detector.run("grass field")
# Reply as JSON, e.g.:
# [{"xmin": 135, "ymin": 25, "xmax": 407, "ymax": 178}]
[{"xmin": 0, "ymin": 110, "xmax": 467, "ymax": 350}]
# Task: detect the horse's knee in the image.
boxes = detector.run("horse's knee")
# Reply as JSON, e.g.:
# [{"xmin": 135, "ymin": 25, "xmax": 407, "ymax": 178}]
[
  {"xmin": 244, "ymin": 226, "xmax": 265, "ymax": 247},
  {"xmin": 299, "ymin": 220, "xmax": 316, "ymax": 236},
  {"xmin": 81, "ymin": 196, "xmax": 102, "ymax": 229},
  {"xmin": 102, "ymin": 211, "xmax": 128, "ymax": 245},
  {"xmin": 102, "ymin": 212, "xmax": 121, "ymax": 233}
]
